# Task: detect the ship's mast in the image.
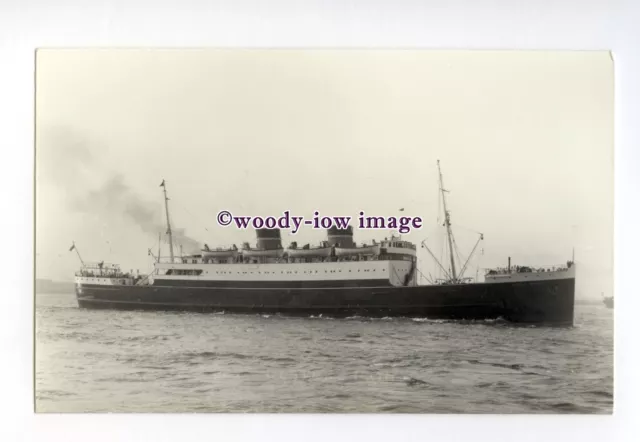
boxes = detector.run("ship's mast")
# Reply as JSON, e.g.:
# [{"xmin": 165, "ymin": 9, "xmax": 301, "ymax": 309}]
[
  {"xmin": 160, "ymin": 179, "xmax": 175, "ymax": 263},
  {"xmin": 157, "ymin": 232, "xmax": 161, "ymax": 263},
  {"xmin": 437, "ymin": 160, "xmax": 457, "ymax": 282}
]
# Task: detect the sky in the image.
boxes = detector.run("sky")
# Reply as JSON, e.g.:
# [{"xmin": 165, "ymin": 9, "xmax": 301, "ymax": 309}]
[{"xmin": 35, "ymin": 49, "xmax": 613, "ymax": 298}]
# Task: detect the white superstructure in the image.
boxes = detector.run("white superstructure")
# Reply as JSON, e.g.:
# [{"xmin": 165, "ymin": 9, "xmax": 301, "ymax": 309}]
[
  {"xmin": 151, "ymin": 258, "xmax": 416, "ymax": 286},
  {"xmin": 74, "ymin": 262, "xmax": 138, "ymax": 287}
]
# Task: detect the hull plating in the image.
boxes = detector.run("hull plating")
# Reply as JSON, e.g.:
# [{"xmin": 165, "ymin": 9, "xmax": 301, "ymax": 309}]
[{"xmin": 76, "ymin": 278, "xmax": 575, "ymax": 326}]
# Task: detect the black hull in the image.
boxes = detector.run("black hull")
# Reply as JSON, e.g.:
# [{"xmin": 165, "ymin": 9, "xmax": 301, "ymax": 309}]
[{"xmin": 76, "ymin": 277, "xmax": 575, "ymax": 326}]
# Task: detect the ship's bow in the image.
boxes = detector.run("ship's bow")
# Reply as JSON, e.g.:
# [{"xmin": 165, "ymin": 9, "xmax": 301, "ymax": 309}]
[{"xmin": 501, "ymin": 277, "xmax": 575, "ymax": 326}]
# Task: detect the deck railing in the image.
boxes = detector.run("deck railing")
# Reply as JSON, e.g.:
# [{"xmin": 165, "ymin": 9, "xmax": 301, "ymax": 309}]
[{"xmin": 485, "ymin": 263, "xmax": 574, "ymax": 275}]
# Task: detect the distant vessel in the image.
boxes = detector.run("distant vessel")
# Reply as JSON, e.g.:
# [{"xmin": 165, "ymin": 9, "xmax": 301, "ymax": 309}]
[
  {"xmin": 73, "ymin": 162, "xmax": 575, "ymax": 325},
  {"xmin": 602, "ymin": 293, "xmax": 613, "ymax": 308}
]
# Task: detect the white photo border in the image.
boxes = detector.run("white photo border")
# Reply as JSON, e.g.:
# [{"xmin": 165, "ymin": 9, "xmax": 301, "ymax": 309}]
[{"xmin": 1, "ymin": 0, "xmax": 638, "ymax": 441}]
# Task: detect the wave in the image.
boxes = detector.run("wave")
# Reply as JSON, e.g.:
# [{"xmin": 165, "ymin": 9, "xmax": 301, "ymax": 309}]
[{"xmin": 171, "ymin": 350, "xmax": 298, "ymax": 365}]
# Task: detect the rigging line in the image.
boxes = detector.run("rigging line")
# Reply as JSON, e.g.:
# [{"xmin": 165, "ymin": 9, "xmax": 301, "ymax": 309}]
[
  {"xmin": 454, "ymin": 238, "xmax": 471, "ymax": 280},
  {"xmin": 452, "ymin": 232, "xmax": 466, "ymax": 261},
  {"xmin": 175, "ymin": 202, "xmax": 212, "ymax": 236},
  {"xmin": 460, "ymin": 243, "xmax": 471, "ymax": 277},
  {"xmin": 415, "ymin": 261, "xmax": 424, "ymax": 283},
  {"xmin": 422, "ymin": 240, "xmax": 452, "ymax": 281},
  {"xmin": 452, "ymin": 235, "xmax": 464, "ymax": 271},
  {"xmin": 459, "ymin": 234, "xmax": 483, "ymax": 278},
  {"xmin": 415, "ymin": 266, "xmax": 432, "ymax": 285},
  {"xmin": 136, "ymin": 265, "xmax": 158, "ymax": 286},
  {"xmin": 439, "ymin": 232, "xmax": 445, "ymax": 278},
  {"xmin": 149, "ymin": 234, "xmax": 161, "ymax": 252},
  {"xmin": 457, "ymin": 247, "xmax": 469, "ymax": 277},
  {"xmin": 436, "ymin": 183, "xmax": 442, "ymax": 225},
  {"xmin": 450, "ymin": 223, "xmax": 483, "ymax": 235}
]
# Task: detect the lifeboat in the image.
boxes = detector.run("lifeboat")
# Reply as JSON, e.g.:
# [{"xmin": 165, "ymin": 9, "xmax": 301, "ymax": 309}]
[
  {"xmin": 201, "ymin": 248, "xmax": 239, "ymax": 259},
  {"xmin": 201, "ymin": 244, "xmax": 239, "ymax": 259},
  {"xmin": 335, "ymin": 244, "xmax": 381, "ymax": 257},
  {"xmin": 288, "ymin": 246, "xmax": 333, "ymax": 258},
  {"xmin": 241, "ymin": 248, "xmax": 285, "ymax": 258}
]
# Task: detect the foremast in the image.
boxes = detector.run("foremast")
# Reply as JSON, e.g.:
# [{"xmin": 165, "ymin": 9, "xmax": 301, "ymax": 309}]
[{"xmin": 160, "ymin": 179, "xmax": 175, "ymax": 263}]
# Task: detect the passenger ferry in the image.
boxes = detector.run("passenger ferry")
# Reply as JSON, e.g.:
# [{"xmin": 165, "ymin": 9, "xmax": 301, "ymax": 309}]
[{"xmin": 72, "ymin": 162, "xmax": 576, "ymax": 325}]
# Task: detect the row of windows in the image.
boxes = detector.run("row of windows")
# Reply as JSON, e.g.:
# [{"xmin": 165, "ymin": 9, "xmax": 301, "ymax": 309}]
[
  {"xmin": 166, "ymin": 269, "xmax": 203, "ymax": 276},
  {"xmin": 158, "ymin": 267, "xmax": 406, "ymax": 276},
  {"xmin": 383, "ymin": 242, "xmax": 417, "ymax": 250},
  {"xmin": 183, "ymin": 255, "xmax": 413, "ymax": 265},
  {"xmin": 378, "ymin": 254, "xmax": 414, "ymax": 262}
]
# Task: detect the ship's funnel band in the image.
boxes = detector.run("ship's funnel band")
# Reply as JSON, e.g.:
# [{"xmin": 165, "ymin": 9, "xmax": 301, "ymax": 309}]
[
  {"xmin": 256, "ymin": 228, "xmax": 282, "ymax": 250},
  {"xmin": 255, "ymin": 228, "xmax": 282, "ymax": 238},
  {"xmin": 327, "ymin": 226, "xmax": 355, "ymax": 247},
  {"xmin": 327, "ymin": 226, "xmax": 354, "ymax": 236}
]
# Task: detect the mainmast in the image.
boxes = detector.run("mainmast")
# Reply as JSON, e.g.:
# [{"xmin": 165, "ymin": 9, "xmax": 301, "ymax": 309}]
[
  {"xmin": 422, "ymin": 160, "xmax": 483, "ymax": 285},
  {"xmin": 160, "ymin": 179, "xmax": 174, "ymax": 263},
  {"xmin": 437, "ymin": 160, "xmax": 458, "ymax": 282}
]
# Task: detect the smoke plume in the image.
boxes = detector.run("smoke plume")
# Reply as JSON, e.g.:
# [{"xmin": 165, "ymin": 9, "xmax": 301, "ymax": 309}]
[{"xmin": 38, "ymin": 126, "xmax": 202, "ymax": 253}]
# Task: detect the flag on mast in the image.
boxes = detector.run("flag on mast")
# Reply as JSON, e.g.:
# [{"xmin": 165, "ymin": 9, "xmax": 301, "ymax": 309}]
[
  {"xmin": 160, "ymin": 179, "xmax": 165, "ymax": 187},
  {"xmin": 69, "ymin": 243, "xmax": 75, "ymax": 252}
]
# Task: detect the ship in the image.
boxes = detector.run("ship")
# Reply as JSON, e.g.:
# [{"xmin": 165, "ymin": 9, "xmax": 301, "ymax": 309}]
[
  {"xmin": 72, "ymin": 162, "xmax": 576, "ymax": 326},
  {"xmin": 602, "ymin": 293, "xmax": 614, "ymax": 309}
]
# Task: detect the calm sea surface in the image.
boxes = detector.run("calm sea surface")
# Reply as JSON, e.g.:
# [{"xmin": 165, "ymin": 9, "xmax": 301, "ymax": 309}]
[{"xmin": 35, "ymin": 293, "xmax": 613, "ymax": 413}]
